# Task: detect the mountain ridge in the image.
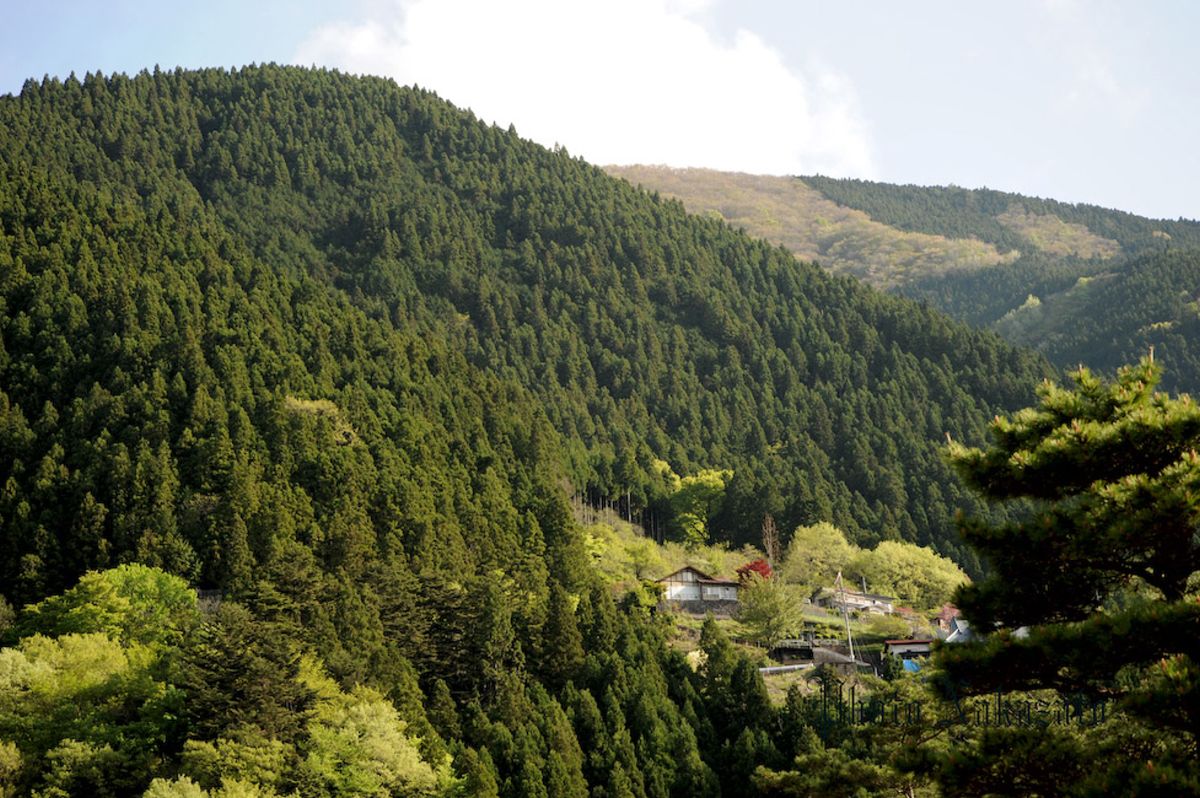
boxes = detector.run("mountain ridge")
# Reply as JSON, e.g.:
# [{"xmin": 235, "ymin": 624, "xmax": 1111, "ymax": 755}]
[{"xmin": 607, "ymin": 165, "xmax": 1200, "ymax": 392}]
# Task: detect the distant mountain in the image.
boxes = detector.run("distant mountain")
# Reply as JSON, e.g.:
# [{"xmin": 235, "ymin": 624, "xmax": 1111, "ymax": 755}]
[
  {"xmin": 609, "ymin": 167, "xmax": 1200, "ymax": 392},
  {"xmin": 603, "ymin": 166, "xmax": 1022, "ymax": 290}
]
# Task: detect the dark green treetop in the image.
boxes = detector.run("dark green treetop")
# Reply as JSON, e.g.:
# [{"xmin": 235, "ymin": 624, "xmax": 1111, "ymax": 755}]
[{"xmin": 938, "ymin": 356, "xmax": 1200, "ymax": 736}]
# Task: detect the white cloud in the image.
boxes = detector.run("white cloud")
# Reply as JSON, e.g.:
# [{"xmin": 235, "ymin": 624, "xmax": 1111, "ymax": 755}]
[{"xmin": 294, "ymin": 0, "xmax": 875, "ymax": 177}]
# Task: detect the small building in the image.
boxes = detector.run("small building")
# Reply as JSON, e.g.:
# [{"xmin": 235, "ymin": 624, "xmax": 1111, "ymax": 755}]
[
  {"xmin": 884, "ymin": 639, "xmax": 934, "ymax": 660},
  {"xmin": 656, "ymin": 566, "xmax": 740, "ymax": 607},
  {"xmin": 940, "ymin": 617, "xmax": 1025, "ymax": 645},
  {"xmin": 934, "ymin": 603, "xmax": 961, "ymax": 634},
  {"xmin": 812, "ymin": 587, "xmax": 896, "ymax": 615},
  {"xmin": 770, "ymin": 637, "xmax": 815, "ymax": 663},
  {"xmin": 944, "ymin": 617, "xmax": 975, "ymax": 644}
]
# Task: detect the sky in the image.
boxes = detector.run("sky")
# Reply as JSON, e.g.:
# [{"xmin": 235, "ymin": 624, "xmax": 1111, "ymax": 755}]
[{"xmin": 3, "ymin": 0, "xmax": 1197, "ymax": 220}]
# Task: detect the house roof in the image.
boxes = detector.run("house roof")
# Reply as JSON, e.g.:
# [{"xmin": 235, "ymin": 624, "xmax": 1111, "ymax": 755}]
[
  {"xmin": 945, "ymin": 619, "xmax": 974, "ymax": 644},
  {"xmin": 812, "ymin": 647, "xmax": 872, "ymax": 668},
  {"xmin": 816, "ymin": 587, "xmax": 896, "ymax": 602},
  {"xmin": 656, "ymin": 566, "xmax": 740, "ymax": 587},
  {"xmin": 936, "ymin": 603, "xmax": 961, "ymax": 622},
  {"xmin": 884, "ymin": 639, "xmax": 934, "ymax": 646}
]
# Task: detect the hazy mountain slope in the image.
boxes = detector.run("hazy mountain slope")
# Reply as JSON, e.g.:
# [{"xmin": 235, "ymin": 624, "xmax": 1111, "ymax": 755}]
[
  {"xmin": 604, "ymin": 165, "xmax": 1017, "ymax": 289},
  {"xmin": 802, "ymin": 176, "xmax": 1200, "ymax": 254},
  {"xmin": 609, "ymin": 166, "xmax": 1200, "ymax": 392},
  {"xmin": 805, "ymin": 177, "xmax": 1200, "ymax": 392},
  {"xmin": 993, "ymin": 248, "xmax": 1200, "ymax": 386}
]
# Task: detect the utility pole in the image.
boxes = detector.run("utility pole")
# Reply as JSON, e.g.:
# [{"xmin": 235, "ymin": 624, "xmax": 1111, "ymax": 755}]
[{"xmin": 836, "ymin": 570, "xmax": 856, "ymax": 663}]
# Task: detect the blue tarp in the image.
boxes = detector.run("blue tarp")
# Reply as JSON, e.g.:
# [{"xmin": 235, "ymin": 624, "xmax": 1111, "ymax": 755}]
[{"xmin": 902, "ymin": 659, "xmax": 921, "ymax": 673}]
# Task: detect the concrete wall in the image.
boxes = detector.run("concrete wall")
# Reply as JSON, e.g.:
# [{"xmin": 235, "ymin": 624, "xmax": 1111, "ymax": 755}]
[{"xmin": 666, "ymin": 598, "xmax": 739, "ymax": 615}]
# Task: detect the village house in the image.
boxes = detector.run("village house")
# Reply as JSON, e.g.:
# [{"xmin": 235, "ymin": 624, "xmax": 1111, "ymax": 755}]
[
  {"xmin": 883, "ymin": 638, "xmax": 934, "ymax": 659},
  {"xmin": 943, "ymin": 616, "xmax": 975, "ymax": 644},
  {"xmin": 812, "ymin": 586, "xmax": 896, "ymax": 615},
  {"xmin": 656, "ymin": 566, "xmax": 740, "ymax": 610},
  {"xmin": 934, "ymin": 603, "xmax": 960, "ymax": 634}
]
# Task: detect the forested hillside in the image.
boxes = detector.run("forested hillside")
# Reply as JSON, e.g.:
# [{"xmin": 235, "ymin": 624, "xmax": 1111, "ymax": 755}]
[
  {"xmin": 0, "ymin": 65, "xmax": 1051, "ymax": 585},
  {"xmin": 603, "ymin": 166, "xmax": 1017, "ymax": 290},
  {"xmin": 802, "ymin": 176, "xmax": 1200, "ymax": 255},
  {"xmin": 806, "ymin": 177, "xmax": 1200, "ymax": 393},
  {"xmin": 613, "ymin": 168, "xmax": 1200, "ymax": 393},
  {"xmin": 0, "ymin": 64, "xmax": 1062, "ymax": 793},
  {"xmin": 0, "ymin": 64, "xmax": 780, "ymax": 798}
]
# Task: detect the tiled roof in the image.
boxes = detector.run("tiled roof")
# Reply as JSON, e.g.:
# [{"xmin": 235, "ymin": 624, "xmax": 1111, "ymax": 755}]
[{"xmin": 656, "ymin": 566, "xmax": 739, "ymax": 587}]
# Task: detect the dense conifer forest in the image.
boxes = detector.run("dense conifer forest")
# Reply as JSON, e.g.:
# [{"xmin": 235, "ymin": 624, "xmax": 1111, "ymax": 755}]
[
  {"xmin": 12, "ymin": 64, "xmax": 1185, "ymax": 796},
  {"xmin": 0, "ymin": 65, "xmax": 1055, "ymax": 583}
]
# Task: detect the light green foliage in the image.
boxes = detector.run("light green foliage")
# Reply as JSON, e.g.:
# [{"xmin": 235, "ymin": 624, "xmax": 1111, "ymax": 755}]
[
  {"xmin": 667, "ymin": 468, "xmax": 732, "ymax": 548},
  {"xmin": 0, "ymin": 741, "xmax": 19, "ymax": 798},
  {"xmin": 648, "ymin": 458, "xmax": 681, "ymax": 495},
  {"xmin": 604, "ymin": 166, "xmax": 1017, "ymax": 290},
  {"xmin": 735, "ymin": 575, "xmax": 804, "ymax": 649},
  {"xmin": 863, "ymin": 613, "xmax": 913, "ymax": 640},
  {"xmin": 995, "ymin": 205, "xmax": 1120, "ymax": 260},
  {"xmin": 779, "ymin": 522, "xmax": 856, "ymax": 594},
  {"xmin": 16, "ymin": 564, "xmax": 198, "ymax": 648},
  {"xmin": 0, "ymin": 632, "xmax": 141, "ymax": 699},
  {"xmin": 283, "ymin": 397, "xmax": 357, "ymax": 446},
  {"xmin": 583, "ymin": 521, "xmax": 670, "ymax": 588},
  {"xmin": 299, "ymin": 662, "xmax": 453, "ymax": 797},
  {"xmin": 181, "ymin": 728, "xmax": 291, "ymax": 793},
  {"xmin": 782, "ymin": 523, "xmax": 965, "ymax": 610},
  {"xmin": 583, "ymin": 516, "xmax": 755, "ymax": 589},
  {"xmin": 145, "ymin": 777, "xmax": 207, "ymax": 797},
  {"xmin": 0, "ymin": 632, "xmax": 163, "ymax": 751},
  {"xmin": 853, "ymin": 541, "xmax": 968, "ymax": 611},
  {"xmin": 0, "ymin": 571, "xmax": 185, "ymax": 794},
  {"xmin": 34, "ymin": 738, "xmax": 123, "ymax": 798},
  {"xmin": 145, "ymin": 775, "xmax": 285, "ymax": 798},
  {"xmin": 0, "ymin": 630, "xmax": 174, "ymax": 796}
]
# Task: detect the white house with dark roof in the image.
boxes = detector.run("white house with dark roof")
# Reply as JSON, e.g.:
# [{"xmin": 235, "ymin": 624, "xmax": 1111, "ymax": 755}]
[
  {"xmin": 812, "ymin": 587, "xmax": 896, "ymax": 615},
  {"xmin": 656, "ymin": 566, "xmax": 740, "ymax": 604}
]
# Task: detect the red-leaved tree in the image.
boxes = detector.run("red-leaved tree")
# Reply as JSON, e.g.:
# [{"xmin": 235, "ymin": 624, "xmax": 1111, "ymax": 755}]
[{"xmin": 737, "ymin": 559, "xmax": 772, "ymax": 582}]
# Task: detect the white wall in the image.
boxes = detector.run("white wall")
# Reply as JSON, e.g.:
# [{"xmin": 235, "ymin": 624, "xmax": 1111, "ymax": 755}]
[{"xmin": 665, "ymin": 582, "xmax": 701, "ymax": 600}]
